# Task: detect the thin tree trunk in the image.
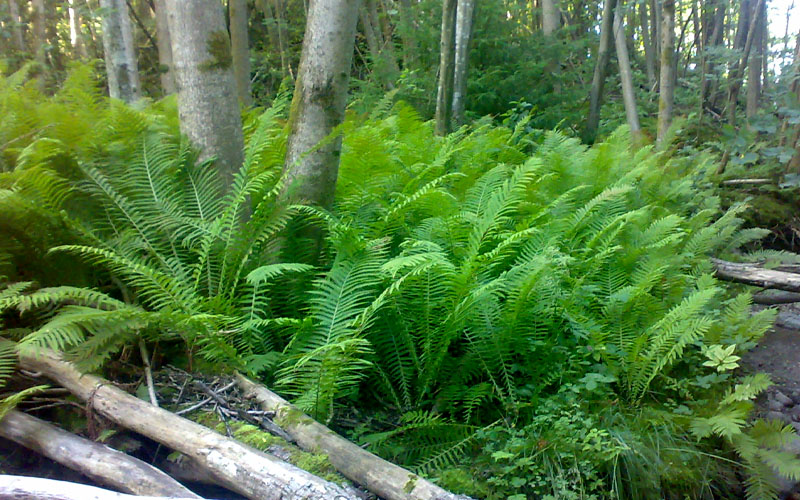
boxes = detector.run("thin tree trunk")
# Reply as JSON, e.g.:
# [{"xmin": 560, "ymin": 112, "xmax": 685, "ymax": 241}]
[
  {"xmin": 7, "ymin": 0, "xmax": 25, "ymax": 52},
  {"xmin": 165, "ymin": 0, "xmax": 244, "ymax": 191},
  {"xmin": 397, "ymin": 0, "xmax": 418, "ymax": 67},
  {"xmin": 282, "ymin": 0, "xmax": 361, "ymax": 209},
  {"xmin": 700, "ymin": 0, "xmax": 726, "ymax": 110},
  {"xmin": 745, "ymin": 0, "xmax": 765, "ymax": 119},
  {"xmin": 153, "ymin": 0, "xmax": 175, "ymax": 94},
  {"xmin": 614, "ymin": 0, "xmax": 642, "ymax": 144},
  {"xmin": 640, "ymin": 0, "xmax": 656, "ymax": 85},
  {"xmin": 361, "ymin": 0, "xmax": 398, "ymax": 89},
  {"xmin": 451, "ymin": 0, "xmax": 476, "ymax": 127},
  {"xmin": 584, "ymin": 0, "xmax": 617, "ymax": 143},
  {"xmin": 272, "ymin": 0, "xmax": 291, "ymax": 78},
  {"xmin": 99, "ymin": 0, "xmax": 141, "ymax": 102},
  {"xmin": 230, "ymin": 0, "xmax": 253, "ymax": 105},
  {"xmin": 725, "ymin": 0, "xmax": 764, "ymax": 124},
  {"xmin": 434, "ymin": 0, "xmax": 457, "ymax": 136},
  {"xmin": 542, "ymin": 0, "xmax": 560, "ymax": 35},
  {"xmin": 0, "ymin": 410, "xmax": 202, "ymax": 498},
  {"xmin": 32, "ymin": 0, "xmax": 47, "ymax": 81},
  {"xmin": 656, "ymin": 0, "xmax": 675, "ymax": 146},
  {"xmin": 68, "ymin": 0, "xmax": 89, "ymax": 58}
]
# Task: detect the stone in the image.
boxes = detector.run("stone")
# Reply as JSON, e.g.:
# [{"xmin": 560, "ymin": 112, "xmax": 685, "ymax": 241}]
[
  {"xmin": 767, "ymin": 410, "xmax": 792, "ymax": 424},
  {"xmin": 774, "ymin": 390, "xmax": 794, "ymax": 407}
]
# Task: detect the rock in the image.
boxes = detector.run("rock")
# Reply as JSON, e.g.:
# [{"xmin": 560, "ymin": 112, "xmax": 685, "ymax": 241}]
[
  {"xmin": 774, "ymin": 390, "xmax": 795, "ymax": 407},
  {"xmin": 767, "ymin": 411, "xmax": 792, "ymax": 424},
  {"xmin": 791, "ymin": 406, "xmax": 800, "ymax": 422},
  {"xmin": 770, "ymin": 398, "xmax": 788, "ymax": 412},
  {"xmin": 791, "ymin": 392, "xmax": 800, "ymax": 406},
  {"xmin": 793, "ymin": 422, "xmax": 800, "ymax": 434}
]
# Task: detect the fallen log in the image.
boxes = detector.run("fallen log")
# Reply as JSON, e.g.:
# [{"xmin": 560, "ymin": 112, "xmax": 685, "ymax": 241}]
[
  {"xmin": 0, "ymin": 410, "xmax": 201, "ymax": 498},
  {"xmin": 753, "ymin": 290, "xmax": 800, "ymax": 305},
  {"xmin": 236, "ymin": 375, "xmax": 471, "ymax": 500},
  {"xmin": 17, "ymin": 349, "xmax": 356, "ymax": 500},
  {"xmin": 712, "ymin": 258, "xmax": 800, "ymax": 293},
  {"xmin": 0, "ymin": 475, "xmax": 202, "ymax": 500}
]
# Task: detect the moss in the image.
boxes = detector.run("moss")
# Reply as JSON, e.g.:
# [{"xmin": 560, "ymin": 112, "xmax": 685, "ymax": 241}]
[
  {"xmin": 403, "ymin": 474, "xmax": 418, "ymax": 494},
  {"xmin": 199, "ymin": 31, "xmax": 233, "ymax": 72}
]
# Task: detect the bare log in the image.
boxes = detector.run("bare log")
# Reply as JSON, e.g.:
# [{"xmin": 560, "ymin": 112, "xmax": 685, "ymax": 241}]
[
  {"xmin": 0, "ymin": 410, "xmax": 200, "ymax": 498},
  {"xmin": 17, "ymin": 349, "xmax": 356, "ymax": 500},
  {"xmin": 0, "ymin": 475, "xmax": 202, "ymax": 500},
  {"xmin": 721, "ymin": 178, "xmax": 773, "ymax": 186},
  {"xmin": 712, "ymin": 258, "xmax": 800, "ymax": 293},
  {"xmin": 753, "ymin": 290, "xmax": 800, "ymax": 305},
  {"xmin": 236, "ymin": 375, "xmax": 471, "ymax": 500}
]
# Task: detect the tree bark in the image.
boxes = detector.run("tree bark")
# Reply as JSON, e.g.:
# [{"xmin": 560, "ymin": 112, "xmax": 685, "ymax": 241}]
[
  {"xmin": 397, "ymin": 0, "xmax": 418, "ymax": 68},
  {"xmin": 361, "ymin": 0, "xmax": 398, "ymax": 89},
  {"xmin": 700, "ymin": 0, "xmax": 726, "ymax": 110},
  {"xmin": 541, "ymin": 0, "xmax": 560, "ymax": 35},
  {"xmin": 153, "ymin": 0, "xmax": 175, "ymax": 94},
  {"xmin": 32, "ymin": 0, "xmax": 47, "ymax": 79},
  {"xmin": 16, "ymin": 349, "xmax": 356, "ymax": 500},
  {"xmin": 282, "ymin": 0, "xmax": 361, "ymax": 209},
  {"xmin": 230, "ymin": 0, "xmax": 253, "ymax": 105},
  {"xmin": 99, "ymin": 0, "xmax": 141, "ymax": 102},
  {"xmin": 725, "ymin": 0, "xmax": 762, "ymax": 124},
  {"xmin": 7, "ymin": 0, "xmax": 25, "ymax": 52},
  {"xmin": 0, "ymin": 476, "xmax": 205, "ymax": 500},
  {"xmin": 712, "ymin": 259, "xmax": 800, "ymax": 293},
  {"xmin": 640, "ymin": 0, "xmax": 656, "ymax": 85},
  {"xmin": 0, "ymin": 411, "xmax": 201, "ymax": 498},
  {"xmin": 434, "ymin": 0, "xmax": 457, "ymax": 136},
  {"xmin": 745, "ymin": 0, "xmax": 765, "ymax": 119},
  {"xmin": 656, "ymin": 0, "xmax": 675, "ymax": 147},
  {"xmin": 613, "ymin": 0, "xmax": 642, "ymax": 144},
  {"xmin": 237, "ymin": 375, "xmax": 471, "ymax": 500},
  {"xmin": 165, "ymin": 0, "xmax": 244, "ymax": 192},
  {"xmin": 67, "ymin": 0, "xmax": 89, "ymax": 58},
  {"xmin": 451, "ymin": 0, "xmax": 476, "ymax": 127},
  {"xmin": 584, "ymin": 0, "xmax": 617, "ymax": 143}
]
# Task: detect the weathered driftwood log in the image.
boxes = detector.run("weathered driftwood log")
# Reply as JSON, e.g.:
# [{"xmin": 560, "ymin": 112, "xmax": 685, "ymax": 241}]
[
  {"xmin": 0, "ymin": 475, "xmax": 202, "ymax": 500},
  {"xmin": 236, "ymin": 375, "xmax": 472, "ymax": 500},
  {"xmin": 17, "ymin": 349, "xmax": 356, "ymax": 500},
  {"xmin": 0, "ymin": 410, "xmax": 201, "ymax": 498},
  {"xmin": 712, "ymin": 259, "xmax": 800, "ymax": 293},
  {"xmin": 753, "ymin": 290, "xmax": 800, "ymax": 305}
]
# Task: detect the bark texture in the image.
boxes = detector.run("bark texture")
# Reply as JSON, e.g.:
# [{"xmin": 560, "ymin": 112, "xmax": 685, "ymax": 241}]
[
  {"xmin": 99, "ymin": 0, "xmax": 141, "ymax": 102},
  {"xmin": 230, "ymin": 0, "xmax": 253, "ymax": 105},
  {"xmin": 613, "ymin": 1, "xmax": 642, "ymax": 143},
  {"xmin": 451, "ymin": 0, "xmax": 477, "ymax": 127},
  {"xmin": 165, "ymin": 0, "xmax": 244, "ymax": 192},
  {"xmin": 0, "ymin": 476, "xmax": 202, "ymax": 500},
  {"xmin": 282, "ymin": 0, "xmax": 361, "ymax": 208},
  {"xmin": 237, "ymin": 375, "xmax": 472, "ymax": 500},
  {"xmin": 17, "ymin": 349, "xmax": 356, "ymax": 500},
  {"xmin": 584, "ymin": 0, "xmax": 617, "ymax": 143},
  {"xmin": 434, "ymin": 0, "xmax": 457, "ymax": 136},
  {"xmin": 0, "ymin": 410, "xmax": 201, "ymax": 498},
  {"xmin": 656, "ymin": 0, "xmax": 675, "ymax": 146},
  {"xmin": 153, "ymin": 0, "xmax": 175, "ymax": 94},
  {"xmin": 712, "ymin": 259, "xmax": 800, "ymax": 293},
  {"xmin": 541, "ymin": 0, "xmax": 560, "ymax": 35}
]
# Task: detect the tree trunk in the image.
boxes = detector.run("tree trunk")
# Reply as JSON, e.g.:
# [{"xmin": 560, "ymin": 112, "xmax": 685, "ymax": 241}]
[
  {"xmin": 16, "ymin": 349, "xmax": 357, "ymax": 500},
  {"xmin": 614, "ymin": 0, "xmax": 642, "ymax": 144},
  {"xmin": 165, "ymin": 0, "xmax": 244, "ymax": 192},
  {"xmin": 656, "ymin": 0, "xmax": 675, "ymax": 147},
  {"xmin": 700, "ymin": 0, "xmax": 726, "ymax": 110},
  {"xmin": 32, "ymin": 0, "xmax": 47, "ymax": 82},
  {"xmin": 99, "ymin": 0, "xmax": 141, "ymax": 102},
  {"xmin": 7, "ymin": 0, "xmax": 25, "ymax": 52},
  {"xmin": 434, "ymin": 0, "xmax": 457, "ymax": 136},
  {"xmin": 541, "ymin": 0, "xmax": 560, "ymax": 35},
  {"xmin": 397, "ymin": 0, "xmax": 418, "ymax": 68},
  {"xmin": 451, "ymin": 0, "xmax": 476, "ymax": 127},
  {"xmin": 272, "ymin": 0, "xmax": 291, "ymax": 78},
  {"xmin": 640, "ymin": 0, "xmax": 656, "ymax": 85},
  {"xmin": 0, "ymin": 476, "xmax": 203, "ymax": 500},
  {"xmin": 361, "ymin": 0, "xmax": 397, "ymax": 89},
  {"xmin": 153, "ymin": 0, "xmax": 175, "ymax": 94},
  {"xmin": 67, "ymin": 0, "xmax": 89, "ymax": 58},
  {"xmin": 0, "ymin": 410, "xmax": 201, "ymax": 498},
  {"xmin": 282, "ymin": 0, "xmax": 361, "ymax": 208},
  {"xmin": 584, "ymin": 0, "xmax": 616, "ymax": 143},
  {"xmin": 725, "ymin": 0, "xmax": 762, "ymax": 124},
  {"xmin": 237, "ymin": 375, "xmax": 471, "ymax": 500},
  {"xmin": 712, "ymin": 259, "xmax": 800, "ymax": 293},
  {"xmin": 745, "ymin": 0, "xmax": 765, "ymax": 119},
  {"xmin": 230, "ymin": 0, "xmax": 253, "ymax": 105}
]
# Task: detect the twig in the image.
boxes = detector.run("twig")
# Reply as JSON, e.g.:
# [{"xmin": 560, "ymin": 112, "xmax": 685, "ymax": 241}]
[{"xmin": 138, "ymin": 340, "xmax": 158, "ymax": 408}]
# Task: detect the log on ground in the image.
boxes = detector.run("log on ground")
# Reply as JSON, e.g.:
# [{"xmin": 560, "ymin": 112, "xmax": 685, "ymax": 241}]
[
  {"xmin": 17, "ymin": 349, "xmax": 356, "ymax": 500},
  {"xmin": 236, "ymin": 374, "xmax": 472, "ymax": 500},
  {"xmin": 0, "ymin": 410, "xmax": 201, "ymax": 498},
  {"xmin": 0, "ymin": 475, "xmax": 203, "ymax": 500},
  {"xmin": 712, "ymin": 258, "xmax": 800, "ymax": 293}
]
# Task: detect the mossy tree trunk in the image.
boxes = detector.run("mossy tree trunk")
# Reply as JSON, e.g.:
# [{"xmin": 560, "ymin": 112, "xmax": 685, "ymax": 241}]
[
  {"xmin": 451, "ymin": 0, "xmax": 476, "ymax": 126},
  {"xmin": 656, "ymin": 0, "xmax": 675, "ymax": 147},
  {"xmin": 282, "ymin": 0, "xmax": 361, "ymax": 209},
  {"xmin": 230, "ymin": 0, "xmax": 253, "ymax": 105},
  {"xmin": 99, "ymin": 0, "xmax": 142, "ymax": 102},
  {"xmin": 434, "ymin": 0, "xmax": 457, "ymax": 136},
  {"xmin": 154, "ymin": 0, "xmax": 176, "ymax": 94},
  {"xmin": 584, "ymin": 0, "xmax": 617, "ymax": 143},
  {"xmin": 165, "ymin": 0, "xmax": 244, "ymax": 192}
]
